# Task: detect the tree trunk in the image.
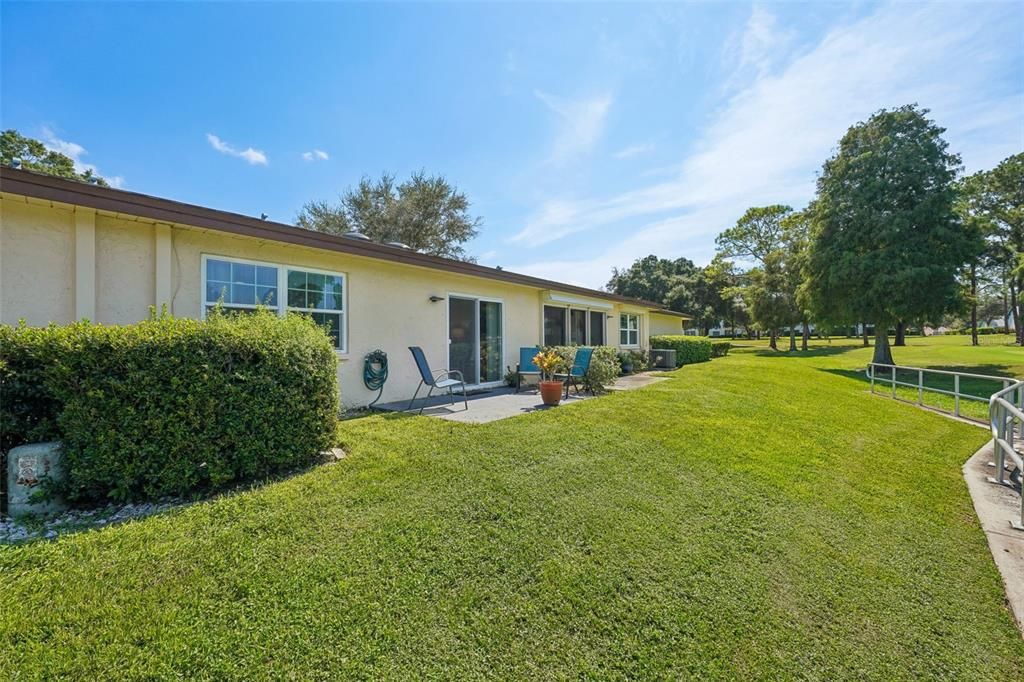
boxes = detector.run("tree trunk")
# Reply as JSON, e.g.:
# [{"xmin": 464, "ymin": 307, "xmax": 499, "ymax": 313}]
[
  {"xmin": 970, "ymin": 264, "xmax": 979, "ymax": 347},
  {"xmin": 1003, "ymin": 282, "xmax": 1009, "ymax": 332},
  {"xmin": 872, "ymin": 327, "xmax": 894, "ymax": 366},
  {"xmin": 801, "ymin": 321, "xmax": 810, "ymax": 351},
  {"xmin": 788, "ymin": 328, "xmax": 797, "ymax": 352},
  {"xmin": 861, "ymin": 323, "xmax": 869, "ymax": 347},
  {"xmin": 1015, "ymin": 277, "xmax": 1024, "ymax": 346},
  {"xmin": 894, "ymin": 320, "xmax": 905, "ymax": 346},
  {"xmin": 769, "ymin": 329, "xmax": 778, "ymax": 350}
]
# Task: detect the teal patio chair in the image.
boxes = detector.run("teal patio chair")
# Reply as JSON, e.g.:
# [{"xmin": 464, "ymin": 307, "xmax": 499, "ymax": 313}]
[
  {"xmin": 516, "ymin": 346, "xmax": 542, "ymax": 393},
  {"xmin": 555, "ymin": 346, "xmax": 594, "ymax": 398},
  {"xmin": 408, "ymin": 346, "xmax": 468, "ymax": 414}
]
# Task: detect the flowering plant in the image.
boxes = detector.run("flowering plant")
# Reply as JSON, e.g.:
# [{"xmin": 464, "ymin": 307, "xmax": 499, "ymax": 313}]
[{"xmin": 533, "ymin": 349, "xmax": 569, "ymax": 381}]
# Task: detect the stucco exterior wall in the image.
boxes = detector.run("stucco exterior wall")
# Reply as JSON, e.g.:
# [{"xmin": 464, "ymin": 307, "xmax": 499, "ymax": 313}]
[
  {"xmin": 96, "ymin": 214, "xmax": 156, "ymax": 323},
  {"xmin": 0, "ymin": 194, "xmax": 654, "ymax": 408},
  {"xmin": 650, "ymin": 313, "xmax": 685, "ymax": 336},
  {"xmin": 0, "ymin": 199, "xmax": 75, "ymax": 326}
]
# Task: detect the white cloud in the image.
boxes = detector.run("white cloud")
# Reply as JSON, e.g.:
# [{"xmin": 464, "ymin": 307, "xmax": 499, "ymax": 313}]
[
  {"xmin": 40, "ymin": 126, "xmax": 123, "ymax": 186},
  {"xmin": 508, "ymin": 2, "xmax": 1023, "ymax": 287},
  {"xmin": 301, "ymin": 149, "xmax": 329, "ymax": 162},
  {"xmin": 206, "ymin": 133, "xmax": 268, "ymax": 165},
  {"xmin": 535, "ymin": 90, "xmax": 613, "ymax": 164},
  {"xmin": 735, "ymin": 5, "xmax": 795, "ymax": 78},
  {"xmin": 613, "ymin": 143, "xmax": 654, "ymax": 160}
]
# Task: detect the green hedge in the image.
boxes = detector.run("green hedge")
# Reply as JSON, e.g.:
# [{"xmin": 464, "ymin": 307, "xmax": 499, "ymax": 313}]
[
  {"xmin": 711, "ymin": 341, "xmax": 731, "ymax": 358},
  {"xmin": 649, "ymin": 335, "xmax": 713, "ymax": 365},
  {"xmin": 0, "ymin": 310, "xmax": 339, "ymax": 503}
]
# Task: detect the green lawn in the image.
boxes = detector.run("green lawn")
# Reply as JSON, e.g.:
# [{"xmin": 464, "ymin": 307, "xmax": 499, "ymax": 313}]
[
  {"xmin": 738, "ymin": 333, "xmax": 1024, "ymax": 421},
  {"xmin": 2, "ymin": 336, "xmax": 1023, "ymax": 679}
]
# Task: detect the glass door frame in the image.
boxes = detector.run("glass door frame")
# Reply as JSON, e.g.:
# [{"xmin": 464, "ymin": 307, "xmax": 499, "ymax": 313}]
[{"xmin": 446, "ymin": 292, "xmax": 506, "ymax": 388}]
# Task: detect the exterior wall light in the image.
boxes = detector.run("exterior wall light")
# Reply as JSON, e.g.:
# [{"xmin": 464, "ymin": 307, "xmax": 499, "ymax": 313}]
[{"xmin": 429, "ymin": 295, "xmax": 444, "ymax": 303}]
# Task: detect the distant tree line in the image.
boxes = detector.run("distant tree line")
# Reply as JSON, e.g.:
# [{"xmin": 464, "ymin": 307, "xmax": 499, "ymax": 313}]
[{"xmin": 607, "ymin": 104, "xmax": 1024, "ymax": 363}]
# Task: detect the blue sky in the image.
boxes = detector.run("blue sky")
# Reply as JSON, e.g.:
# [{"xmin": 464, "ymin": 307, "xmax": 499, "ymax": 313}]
[{"xmin": 2, "ymin": 1, "xmax": 1022, "ymax": 288}]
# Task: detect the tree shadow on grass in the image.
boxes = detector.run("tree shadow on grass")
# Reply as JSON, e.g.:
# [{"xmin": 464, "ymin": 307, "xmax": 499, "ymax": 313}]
[
  {"xmin": 818, "ymin": 365, "xmax": 1014, "ymax": 424},
  {"xmin": 744, "ymin": 344, "xmax": 864, "ymax": 359}
]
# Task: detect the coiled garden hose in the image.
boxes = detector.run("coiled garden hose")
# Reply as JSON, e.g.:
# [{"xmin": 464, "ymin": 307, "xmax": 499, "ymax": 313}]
[{"xmin": 363, "ymin": 349, "xmax": 389, "ymax": 409}]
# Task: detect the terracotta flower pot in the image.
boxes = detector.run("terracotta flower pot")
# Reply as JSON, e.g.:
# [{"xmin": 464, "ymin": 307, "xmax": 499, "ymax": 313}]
[{"xmin": 538, "ymin": 380, "xmax": 564, "ymax": 406}]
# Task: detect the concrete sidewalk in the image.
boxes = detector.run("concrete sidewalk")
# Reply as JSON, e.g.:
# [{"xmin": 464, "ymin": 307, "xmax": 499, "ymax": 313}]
[{"xmin": 963, "ymin": 440, "xmax": 1024, "ymax": 636}]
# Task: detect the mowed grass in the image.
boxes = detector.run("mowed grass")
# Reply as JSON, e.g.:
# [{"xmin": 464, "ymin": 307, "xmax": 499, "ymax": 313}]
[
  {"xmin": 737, "ymin": 333, "xmax": 1024, "ymax": 421},
  {"xmin": 2, "ymin": 337, "xmax": 1023, "ymax": 679}
]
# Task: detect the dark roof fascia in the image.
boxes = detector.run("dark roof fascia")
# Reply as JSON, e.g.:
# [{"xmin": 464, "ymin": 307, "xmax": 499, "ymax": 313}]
[{"xmin": 0, "ymin": 167, "xmax": 663, "ymax": 308}]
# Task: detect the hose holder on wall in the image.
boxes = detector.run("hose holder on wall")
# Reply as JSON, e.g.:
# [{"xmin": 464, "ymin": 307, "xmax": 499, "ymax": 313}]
[{"xmin": 363, "ymin": 349, "xmax": 389, "ymax": 409}]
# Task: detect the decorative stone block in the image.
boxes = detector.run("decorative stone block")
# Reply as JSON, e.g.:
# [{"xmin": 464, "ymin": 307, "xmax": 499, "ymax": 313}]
[{"xmin": 6, "ymin": 442, "xmax": 67, "ymax": 517}]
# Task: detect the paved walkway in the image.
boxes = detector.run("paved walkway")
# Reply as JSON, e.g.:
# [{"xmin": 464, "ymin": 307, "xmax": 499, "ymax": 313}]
[
  {"xmin": 963, "ymin": 440, "xmax": 1024, "ymax": 636},
  {"xmin": 376, "ymin": 373, "xmax": 668, "ymax": 424}
]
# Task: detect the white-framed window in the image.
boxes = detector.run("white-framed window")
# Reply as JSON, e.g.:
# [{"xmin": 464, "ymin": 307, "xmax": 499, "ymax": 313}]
[
  {"xmin": 204, "ymin": 257, "xmax": 278, "ymax": 314},
  {"xmin": 202, "ymin": 254, "xmax": 347, "ymax": 352},
  {"xmin": 620, "ymin": 313, "xmax": 640, "ymax": 347},
  {"xmin": 286, "ymin": 267, "xmax": 345, "ymax": 351}
]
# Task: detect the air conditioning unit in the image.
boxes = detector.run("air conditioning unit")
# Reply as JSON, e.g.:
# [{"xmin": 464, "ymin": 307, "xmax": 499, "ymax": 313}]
[{"xmin": 651, "ymin": 348, "xmax": 676, "ymax": 369}]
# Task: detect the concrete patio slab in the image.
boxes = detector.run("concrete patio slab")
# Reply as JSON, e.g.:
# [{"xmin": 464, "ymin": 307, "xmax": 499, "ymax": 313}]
[
  {"xmin": 375, "ymin": 387, "xmax": 590, "ymax": 424},
  {"xmin": 963, "ymin": 440, "xmax": 1024, "ymax": 636},
  {"xmin": 375, "ymin": 372, "xmax": 666, "ymax": 424}
]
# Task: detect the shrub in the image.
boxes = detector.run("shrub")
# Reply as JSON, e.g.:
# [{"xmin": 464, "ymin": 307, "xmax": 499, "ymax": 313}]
[
  {"xmin": 711, "ymin": 341, "xmax": 731, "ymax": 358},
  {"xmin": 0, "ymin": 324, "xmax": 63, "ymax": 453},
  {"xmin": 649, "ymin": 335, "xmax": 713, "ymax": 365},
  {"xmin": 545, "ymin": 345, "xmax": 620, "ymax": 393},
  {"xmin": 0, "ymin": 310, "xmax": 339, "ymax": 503},
  {"xmin": 585, "ymin": 346, "xmax": 621, "ymax": 392}
]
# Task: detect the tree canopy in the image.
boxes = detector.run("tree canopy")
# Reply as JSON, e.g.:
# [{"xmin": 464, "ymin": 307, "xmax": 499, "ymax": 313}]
[
  {"xmin": 296, "ymin": 171, "xmax": 481, "ymax": 261},
  {"xmin": 605, "ymin": 255, "xmax": 732, "ymax": 333},
  {"xmin": 0, "ymin": 129, "xmax": 109, "ymax": 186},
  {"xmin": 802, "ymin": 105, "xmax": 973, "ymax": 363},
  {"xmin": 715, "ymin": 204, "xmax": 792, "ymax": 265}
]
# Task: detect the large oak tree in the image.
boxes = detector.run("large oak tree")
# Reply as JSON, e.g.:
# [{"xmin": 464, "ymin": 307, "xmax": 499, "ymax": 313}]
[{"xmin": 803, "ymin": 105, "xmax": 973, "ymax": 365}]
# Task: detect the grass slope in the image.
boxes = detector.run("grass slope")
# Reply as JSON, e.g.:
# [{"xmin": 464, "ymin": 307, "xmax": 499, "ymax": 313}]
[{"xmin": 2, "ymin": 338, "xmax": 1022, "ymax": 679}]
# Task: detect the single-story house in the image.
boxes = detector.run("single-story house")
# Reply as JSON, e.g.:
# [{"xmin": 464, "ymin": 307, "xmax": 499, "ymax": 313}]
[{"xmin": 0, "ymin": 167, "xmax": 690, "ymax": 407}]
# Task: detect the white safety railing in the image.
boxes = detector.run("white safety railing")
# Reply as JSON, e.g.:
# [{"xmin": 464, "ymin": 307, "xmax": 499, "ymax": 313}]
[
  {"xmin": 989, "ymin": 380, "xmax": 1024, "ymax": 531},
  {"xmin": 866, "ymin": 362, "xmax": 1023, "ymax": 531},
  {"xmin": 865, "ymin": 362, "xmax": 1016, "ymax": 422}
]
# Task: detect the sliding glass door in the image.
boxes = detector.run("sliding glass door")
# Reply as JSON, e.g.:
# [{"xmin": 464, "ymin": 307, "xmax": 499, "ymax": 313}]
[{"xmin": 449, "ymin": 296, "xmax": 503, "ymax": 385}]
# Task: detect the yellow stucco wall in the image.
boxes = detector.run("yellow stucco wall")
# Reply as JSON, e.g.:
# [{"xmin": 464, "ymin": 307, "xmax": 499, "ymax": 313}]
[
  {"xmin": 96, "ymin": 214, "xmax": 156, "ymax": 323},
  {"xmin": 0, "ymin": 198, "xmax": 75, "ymax": 325},
  {"xmin": 650, "ymin": 313, "xmax": 685, "ymax": 336},
  {"xmin": 0, "ymin": 193, "xmax": 652, "ymax": 407}
]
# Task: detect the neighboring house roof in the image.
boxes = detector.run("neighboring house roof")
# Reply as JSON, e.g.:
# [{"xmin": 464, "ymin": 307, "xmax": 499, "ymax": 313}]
[{"xmin": 1, "ymin": 167, "xmax": 678, "ymax": 313}]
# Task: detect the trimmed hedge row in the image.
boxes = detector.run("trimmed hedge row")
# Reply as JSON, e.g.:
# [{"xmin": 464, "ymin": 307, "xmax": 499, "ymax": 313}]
[
  {"xmin": 649, "ymin": 335, "xmax": 723, "ymax": 365},
  {"xmin": 711, "ymin": 341, "xmax": 731, "ymax": 358},
  {"xmin": 0, "ymin": 310, "xmax": 339, "ymax": 503}
]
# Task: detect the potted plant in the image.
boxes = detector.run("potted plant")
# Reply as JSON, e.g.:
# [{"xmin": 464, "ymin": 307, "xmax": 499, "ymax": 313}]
[
  {"xmin": 618, "ymin": 351, "xmax": 634, "ymax": 375},
  {"xmin": 533, "ymin": 349, "xmax": 569, "ymax": 406}
]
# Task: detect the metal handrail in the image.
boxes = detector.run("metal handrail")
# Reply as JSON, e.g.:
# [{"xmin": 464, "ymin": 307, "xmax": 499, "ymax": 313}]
[
  {"xmin": 865, "ymin": 362, "xmax": 1022, "ymax": 531},
  {"xmin": 989, "ymin": 381, "xmax": 1024, "ymax": 531},
  {"xmin": 865, "ymin": 362, "xmax": 1016, "ymax": 421}
]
